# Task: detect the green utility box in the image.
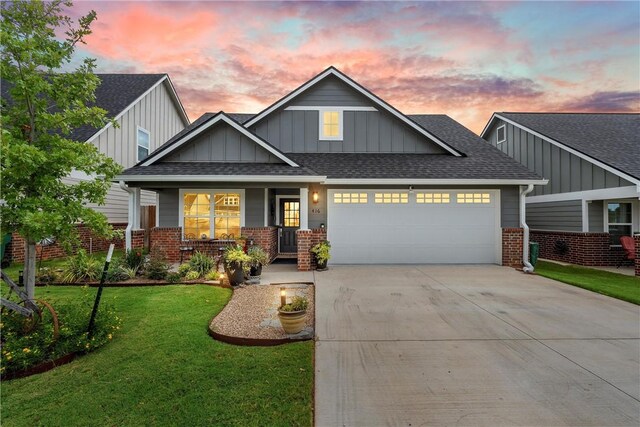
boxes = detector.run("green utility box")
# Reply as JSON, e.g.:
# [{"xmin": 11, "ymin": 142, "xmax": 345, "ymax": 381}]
[{"xmin": 529, "ymin": 241, "xmax": 539, "ymax": 266}]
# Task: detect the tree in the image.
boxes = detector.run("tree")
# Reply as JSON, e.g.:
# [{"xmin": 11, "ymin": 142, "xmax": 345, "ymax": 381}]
[{"xmin": 1, "ymin": 0, "xmax": 121, "ymax": 299}]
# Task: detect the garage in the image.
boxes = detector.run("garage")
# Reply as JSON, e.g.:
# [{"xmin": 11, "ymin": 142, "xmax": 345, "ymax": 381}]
[{"xmin": 327, "ymin": 189, "xmax": 501, "ymax": 264}]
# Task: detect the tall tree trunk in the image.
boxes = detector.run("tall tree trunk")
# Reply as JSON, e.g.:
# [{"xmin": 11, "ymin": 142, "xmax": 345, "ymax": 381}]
[{"xmin": 24, "ymin": 240, "xmax": 36, "ymax": 300}]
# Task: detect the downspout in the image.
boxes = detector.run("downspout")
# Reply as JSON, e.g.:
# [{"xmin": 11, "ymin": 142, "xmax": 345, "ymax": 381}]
[
  {"xmin": 119, "ymin": 180, "xmax": 133, "ymax": 251},
  {"xmin": 520, "ymin": 184, "xmax": 535, "ymax": 273}
]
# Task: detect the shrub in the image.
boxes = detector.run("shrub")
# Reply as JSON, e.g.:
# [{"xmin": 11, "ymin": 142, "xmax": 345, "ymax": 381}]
[
  {"xmin": 280, "ymin": 296, "xmax": 309, "ymax": 312},
  {"xmin": 124, "ymin": 249, "xmax": 144, "ymax": 271},
  {"xmin": 205, "ymin": 269, "xmax": 220, "ymax": 281},
  {"xmin": 177, "ymin": 263, "xmax": 192, "ymax": 277},
  {"xmin": 247, "ymin": 246, "xmax": 269, "ymax": 267},
  {"xmin": 0, "ymin": 288, "xmax": 121, "ymax": 376},
  {"xmin": 61, "ymin": 250, "xmax": 101, "ymax": 283},
  {"xmin": 310, "ymin": 240, "xmax": 331, "ymax": 264},
  {"xmin": 166, "ymin": 272, "xmax": 182, "ymax": 284},
  {"xmin": 188, "ymin": 251, "xmax": 216, "ymax": 277},
  {"xmin": 106, "ymin": 258, "xmax": 129, "ymax": 283},
  {"xmin": 185, "ymin": 270, "xmax": 200, "ymax": 281},
  {"xmin": 144, "ymin": 252, "xmax": 169, "ymax": 280},
  {"xmin": 36, "ymin": 267, "xmax": 58, "ymax": 284},
  {"xmin": 223, "ymin": 245, "xmax": 251, "ymax": 273}
]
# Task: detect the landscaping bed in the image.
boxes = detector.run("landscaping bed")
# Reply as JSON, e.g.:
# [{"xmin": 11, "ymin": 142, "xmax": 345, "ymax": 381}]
[{"xmin": 210, "ymin": 283, "xmax": 315, "ymax": 345}]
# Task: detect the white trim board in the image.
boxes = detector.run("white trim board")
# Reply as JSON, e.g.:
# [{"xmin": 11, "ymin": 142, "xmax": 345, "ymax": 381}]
[
  {"xmin": 482, "ymin": 113, "xmax": 640, "ymax": 186},
  {"xmin": 284, "ymin": 106, "xmax": 378, "ymax": 111},
  {"xmin": 140, "ymin": 113, "xmax": 299, "ymax": 167},
  {"xmin": 115, "ymin": 175, "xmax": 326, "ymax": 183},
  {"xmin": 243, "ymin": 67, "xmax": 463, "ymax": 157},
  {"xmin": 87, "ymin": 76, "xmax": 190, "ymax": 144},
  {"xmin": 525, "ymin": 185, "xmax": 640, "ymax": 204},
  {"xmin": 324, "ymin": 178, "xmax": 548, "ymax": 185}
]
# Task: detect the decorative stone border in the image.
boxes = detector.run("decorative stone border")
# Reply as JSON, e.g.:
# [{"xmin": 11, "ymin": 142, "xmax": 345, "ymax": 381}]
[
  {"xmin": 35, "ymin": 281, "xmax": 232, "ymax": 288},
  {"xmin": 208, "ymin": 282, "xmax": 315, "ymax": 347},
  {"xmin": 2, "ymin": 352, "xmax": 76, "ymax": 381}
]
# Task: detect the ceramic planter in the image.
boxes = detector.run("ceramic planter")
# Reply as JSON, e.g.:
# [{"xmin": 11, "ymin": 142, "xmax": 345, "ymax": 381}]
[
  {"xmin": 315, "ymin": 258, "xmax": 328, "ymax": 271},
  {"xmin": 225, "ymin": 263, "xmax": 245, "ymax": 286},
  {"xmin": 277, "ymin": 309, "xmax": 307, "ymax": 334},
  {"xmin": 249, "ymin": 263, "xmax": 262, "ymax": 277}
]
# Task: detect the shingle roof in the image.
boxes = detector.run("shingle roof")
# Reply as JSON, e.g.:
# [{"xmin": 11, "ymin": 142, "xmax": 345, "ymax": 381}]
[
  {"xmin": 121, "ymin": 162, "xmax": 317, "ymax": 177},
  {"xmin": 1, "ymin": 74, "xmax": 169, "ymax": 141},
  {"xmin": 121, "ymin": 114, "xmax": 542, "ymax": 181},
  {"xmin": 498, "ymin": 113, "xmax": 640, "ymax": 180}
]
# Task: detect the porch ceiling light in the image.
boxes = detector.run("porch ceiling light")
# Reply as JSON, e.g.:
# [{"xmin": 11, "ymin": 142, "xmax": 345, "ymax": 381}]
[{"xmin": 312, "ymin": 191, "xmax": 319, "ymax": 204}]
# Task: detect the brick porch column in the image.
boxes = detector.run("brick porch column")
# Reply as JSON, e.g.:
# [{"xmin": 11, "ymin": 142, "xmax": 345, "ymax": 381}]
[{"xmin": 635, "ymin": 235, "xmax": 640, "ymax": 277}]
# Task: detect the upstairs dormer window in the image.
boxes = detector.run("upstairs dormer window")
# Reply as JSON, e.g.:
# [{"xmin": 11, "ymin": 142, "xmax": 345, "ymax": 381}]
[
  {"xmin": 137, "ymin": 126, "xmax": 150, "ymax": 161},
  {"xmin": 319, "ymin": 109, "xmax": 343, "ymax": 141},
  {"xmin": 496, "ymin": 125, "xmax": 506, "ymax": 144}
]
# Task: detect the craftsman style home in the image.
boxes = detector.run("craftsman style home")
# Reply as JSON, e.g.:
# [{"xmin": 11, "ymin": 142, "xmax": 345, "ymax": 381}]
[
  {"xmin": 117, "ymin": 67, "xmax": 546, "ymax": 270},
  {"xmin": 482, "ymin": 113, "xmax": 640, "ymax": 273}
]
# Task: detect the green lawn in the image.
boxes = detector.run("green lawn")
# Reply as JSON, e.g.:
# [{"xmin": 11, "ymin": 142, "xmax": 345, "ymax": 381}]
[
  {"xmin": 1, "ymin": 285, "xmax": 313, "ymax": 426},
  {"xmin": 536, "ymin": 260, "xmax": 640, "ymax": 305}
]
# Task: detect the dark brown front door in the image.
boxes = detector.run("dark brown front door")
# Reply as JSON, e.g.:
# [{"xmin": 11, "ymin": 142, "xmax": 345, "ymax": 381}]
[{"xmin": 279, "ymin": 198, "xmax": 300, "ymax": 253}]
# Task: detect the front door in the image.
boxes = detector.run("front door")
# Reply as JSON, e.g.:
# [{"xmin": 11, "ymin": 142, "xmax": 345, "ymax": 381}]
[{"xmin": 279, "ymin": 198, "xmax": 300, "ymax": 253}]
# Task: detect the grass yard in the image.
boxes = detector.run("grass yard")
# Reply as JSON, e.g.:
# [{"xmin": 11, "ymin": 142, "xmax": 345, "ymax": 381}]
[
  {"xmin": 1, "ymin": 285, "xmax": 313, "ymax": 426},
  {"xmin": 536, "ymin": 260, "xmax": 640, "ymax": 305}
]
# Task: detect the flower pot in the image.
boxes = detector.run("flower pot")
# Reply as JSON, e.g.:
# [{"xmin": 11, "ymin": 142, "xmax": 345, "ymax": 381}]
[
  {"xmin": 250, "ymin": 263, "xmax": 262, "ymax": 277},
  {"xmin": 316, "ymin": 259, "xmax": 328, "ymax": 271},
  {"xmin": 225, "ymin": 264, "xmax": 245, "ymax": 286},
  {"xmin": 277, "ymin": 309, "xmax": 307, "ymax": 334}
]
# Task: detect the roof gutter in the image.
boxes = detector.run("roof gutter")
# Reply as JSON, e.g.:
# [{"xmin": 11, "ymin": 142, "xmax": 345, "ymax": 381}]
[
  {"xmin": 119, "ymin": 181, "xmax": 134, "ymax": 250},
  {"xmin": 114, "ymin": 175, "xmax": 327, "ymax": 183},
  {"xmin": 520, "ymin": 184, "xmax": 535, "ymax": 273}
]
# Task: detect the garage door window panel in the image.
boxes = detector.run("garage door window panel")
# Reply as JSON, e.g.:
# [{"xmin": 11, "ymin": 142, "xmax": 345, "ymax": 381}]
[
  {"xmin": 457, "ymin": 193, "xmax": 491, "ymax": 204},
  {"xmin": 374, "ymin": 193, "xmax": 408, "ymax": 204},
  {"xmin": 416, "ymin": 193, "xmax": 450, "ymax": 204}
]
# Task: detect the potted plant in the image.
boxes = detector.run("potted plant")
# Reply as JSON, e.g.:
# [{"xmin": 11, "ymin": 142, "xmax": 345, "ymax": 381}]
[
  {"xmin": 278, "ymin": 296, "xmax": 309, "ymax": 334},
  {"xmin": 310, "ymin": 240, "xmax": 331, "ymax": 271},
  {"xmin": 247, "ymin": 246, "xmax": 269, "ymax": 277},
  {"xmin": 223, "ymin": 244, "xmax": 251, "ymax": 286}
]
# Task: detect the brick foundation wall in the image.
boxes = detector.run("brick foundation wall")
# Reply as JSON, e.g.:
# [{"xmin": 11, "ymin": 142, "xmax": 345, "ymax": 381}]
[
  {"xmin": 635, "ymin": 235, "xmax": 640, "ymax": 277},
  {"xmin": 150, "ymin": 226, "xmax": 279, "ymax": 264},
  {"xmin": 242, "ymin": 227, "xmax": 278, "ymax": 263},
  {"xmin": 296, "ymin": 228, "xmax": 327, "ymax": 271},
  {"xmin": 8, "ymin": 223, "xmax": 133, "ymax": 263},
  {"xmin": 530, "ymin": 230, "xmax": 625, "ymax": 267},
  {"xmin": 502, "ymin": 228, "xmax": 524, "ymax": 269}
]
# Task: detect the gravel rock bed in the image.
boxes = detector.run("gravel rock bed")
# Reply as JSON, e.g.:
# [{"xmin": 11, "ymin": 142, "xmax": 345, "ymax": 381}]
[{"xmin": 210, "ymin": 284, "xmax": 315, "ymax": 340}]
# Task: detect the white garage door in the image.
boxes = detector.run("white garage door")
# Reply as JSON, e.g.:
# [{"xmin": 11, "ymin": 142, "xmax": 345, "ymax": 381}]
[{"xmin": 327, "ymin": 190, "xmax": 500, "ymax": 264}]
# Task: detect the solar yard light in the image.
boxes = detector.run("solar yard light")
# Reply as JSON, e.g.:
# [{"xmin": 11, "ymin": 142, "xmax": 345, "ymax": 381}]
[{"xmin": 280, "ymin": 288, "xmax": 287, "ymax": 307}]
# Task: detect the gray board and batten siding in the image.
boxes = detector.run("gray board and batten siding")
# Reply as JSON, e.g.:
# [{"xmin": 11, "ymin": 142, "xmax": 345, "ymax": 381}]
[
  {"xmin": 162, "ymin": 121, "xmax": 282, "ymax": 163},
  {"xmin": 485, "ymin": 119, "xmax": 633, "ymax": 197},
  {"xmin": 248, "ymin": 75, "xmax": 446, "ymax": 154},
  {"xmin": 154, "ymin": 185, "xmax": 521, "ymax": 231},
  {"xmin": 526, "ymin": 200, "xmax": 583, "ymax": 232}
]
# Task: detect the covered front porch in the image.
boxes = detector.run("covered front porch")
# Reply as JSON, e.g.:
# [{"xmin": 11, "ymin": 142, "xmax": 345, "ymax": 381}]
[{"xmin": 121, "ymin": 181, "xmax": 327, "ymax": 271}]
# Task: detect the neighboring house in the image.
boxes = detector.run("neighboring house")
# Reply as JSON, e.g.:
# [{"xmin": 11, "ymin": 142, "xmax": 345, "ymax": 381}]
[
  {"xmin": 116, "ymin": 67, "xmax": 545, "ymax": 271},
  {"xmin": 481, "ymin": 113, "xmax": 640, "ymax": 272},
  {"xmin": 2, "ymin": 74, "xmax": 190, "ymax": 262}
]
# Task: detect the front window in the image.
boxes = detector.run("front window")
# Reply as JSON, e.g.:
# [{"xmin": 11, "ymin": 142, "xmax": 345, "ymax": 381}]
[
  {"xmin": 183, "ymin": 192, "xmax": 241, "ymax": 240},
  {"xmin": 320, "ymin": 110, "xmax": 342, "ymax": 140},
  {"xmin": 137, "ymin": 127, "xmax": 150, "ymax": 161},
  {"xmin": 607, "ymin": 202, "xmax": 632, "ymax": 245}
]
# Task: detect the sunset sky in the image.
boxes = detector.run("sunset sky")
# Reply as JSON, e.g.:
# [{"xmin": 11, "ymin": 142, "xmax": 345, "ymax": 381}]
[{"xmin": 68, "ymin": 1, "xmax": 639, "ymax": 133}]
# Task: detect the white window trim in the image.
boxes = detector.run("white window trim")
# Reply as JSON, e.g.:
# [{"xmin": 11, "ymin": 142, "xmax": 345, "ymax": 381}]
[
  {"xmin": 178, "ymin": 189, "xmax": 246, "ymax": 240},
  {"xmin": 319, "ymin": 108, "xmax": 343, "ymax": 141},
  {"xmin": 496, "ymin": 124, "xmax": 506, "ymax": 144},
  {"xmin": 604, "ymin": 199, "xmax": 636, "ymax": 247},
  {"xmin": 136, "ymin": 126, "xmax": 151, "ymax": 162}
]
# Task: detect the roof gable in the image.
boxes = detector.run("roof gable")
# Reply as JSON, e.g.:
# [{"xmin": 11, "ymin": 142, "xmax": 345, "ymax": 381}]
[
  {"xmin": 243, "ymin": 67, "xmax": 463, "ymax": 157},
  {"xmin": 141, "ymin": 112, "xmax": 299, "ymax": 167},
  {"xmin": 482, "ymin": 112, "xmax": 640, "ymax": 182}
]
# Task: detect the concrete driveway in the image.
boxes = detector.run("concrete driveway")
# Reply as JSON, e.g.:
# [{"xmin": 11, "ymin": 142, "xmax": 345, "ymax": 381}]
[{"xmin": 314, "ymin": 265, "xmax": 640, "ymax": 426}]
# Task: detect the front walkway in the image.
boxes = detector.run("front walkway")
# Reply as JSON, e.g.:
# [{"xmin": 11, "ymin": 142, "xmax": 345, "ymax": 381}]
[{"xmin": 314, "ymin": 265, "xmax": 640, "ymax": 426}]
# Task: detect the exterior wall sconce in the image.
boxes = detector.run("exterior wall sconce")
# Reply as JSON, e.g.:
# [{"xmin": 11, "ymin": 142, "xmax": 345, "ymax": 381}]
[
  {"xmin": 320, "ymin": 223, "xmax": 325, "ymax": 229},
  {"xmin": 312, "ymin": 191, "xmax": 319, "ymax": 204}
]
